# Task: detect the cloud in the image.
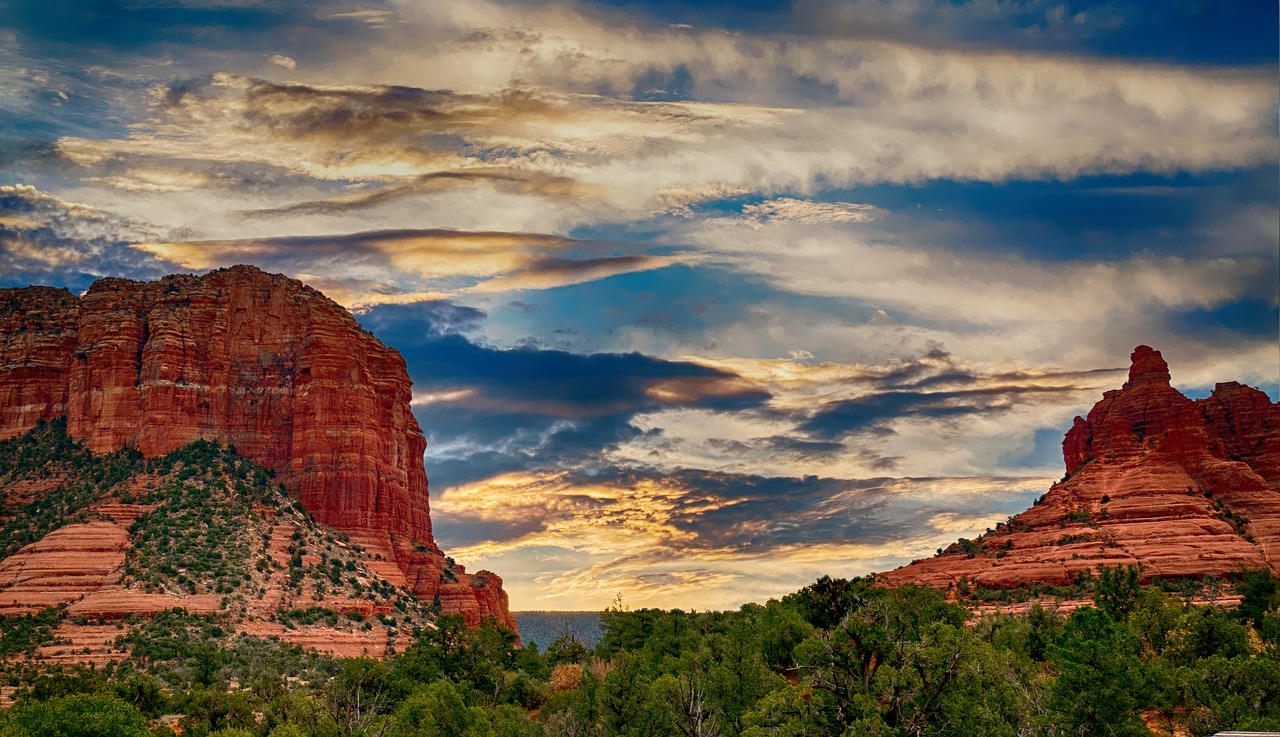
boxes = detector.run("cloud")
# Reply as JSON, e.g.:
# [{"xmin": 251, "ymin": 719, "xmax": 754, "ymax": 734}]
[
  {"xmin": 677, "ymin": 218, "xmax": 1272, "ymax": 327},
  {"xmin": 739, "ymin": 198, "xmax": 877, "ymax": 229},
  {"xmin": 603, "ymin": 348, "xmax": 1125, "ymax": 479},
  {"xmin": 354, "ymin": 301, "xmax": 772, "ymax": 487},
  {"xmin": 133, "ymin": 228, "xmax": 571, "ymax": 273},
  {"xmin": 465, "ymin": 254, "xmax": 696, "ymax": 294},
  {"xmin": 0, "ymin": 184, "xmax": 164, "ymax": 288},
  {"xmin": 49, "ymin": 55, "xmax": 1276, "ymax": 228},
  {"xmin": 799, "ymin": 385, "xmax": 1081, "ymax": 439},
  {"xmin": 432, "ymin": 468, "xmax": 1046, "ymax": 609},
  {"xmin": 268, "ymin": 54, "xmax": 296, "ymax": 70},
  {"xmin": 321, "ymin": 9, "xmax": 392, "ymax": 28},
  {"xmin": 242, "ymin": 168, "xmax": 600, "ymax": 219},
  {"xmin": 132, "ymin": 228, "xmax": 695, "ymax": 305}
]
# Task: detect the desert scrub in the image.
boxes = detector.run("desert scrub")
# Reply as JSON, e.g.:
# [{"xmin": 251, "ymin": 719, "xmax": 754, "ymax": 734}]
[
  {"xmin": 0, "ymin": 420, "xmax": 144, "ymax": 556},
  {"xmin": 122, "ymin": 442, "xmax": 277, "ymax": 597},
  {"xmin": 0, "ymin": 606, "xmax": 66, "ymax": 658},
  {"xmin": 114, "ymin": 608, "xmax": 339, "ymax": 691}
]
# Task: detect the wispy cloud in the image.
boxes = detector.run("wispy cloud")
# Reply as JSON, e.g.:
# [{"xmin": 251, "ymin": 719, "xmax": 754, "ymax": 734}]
[
  {"xmin": 0, "ymin": 184, "xmax": 164, "ymax": 287},
  {"xmin": 433, "ymin": 469, "xmax": 1045, "ymax": 609},
  {"xmin": 2, "ymin": 0, "xmax": 1275, "ymax": 611},
  {"xmin": 131, "ymin": 228, "xmax": 697, "ymax": 306},
  {"xmin": 51, "ymin": 56, "xmax": 1277, "ymax": 226},
  {"xmin": 738, "ymin": 198, "xmax": 878, "ymax": 229}
]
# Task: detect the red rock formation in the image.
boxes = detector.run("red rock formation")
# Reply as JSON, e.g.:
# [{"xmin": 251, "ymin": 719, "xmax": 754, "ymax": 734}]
[
  {"xmin": 0, "ymin": 266, "xmax": 513, "ymax": 633},
  {"xmin": 0, "ymin": 287, "xmax": 77, "ymax": 438},
  {"xmin": 886, "ymin": 346, "xmax": 1280, "ymax": 590},
  {"xmin": 61, "ymin": 268, "xmax": 433, "ymax": 542}
]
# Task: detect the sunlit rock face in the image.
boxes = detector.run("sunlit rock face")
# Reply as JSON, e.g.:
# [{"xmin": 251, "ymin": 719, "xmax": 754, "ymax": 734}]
[
  {"xmin": 0, "ymin": 286, "xmax": 79, "ymax": 435},
  {"xmin": 886, "ymin": 346, "xmax": 1280, "ymax": 590},
  {"xmin": 0, "ymin": 265, "xmax": 514, "ymax": 632}
]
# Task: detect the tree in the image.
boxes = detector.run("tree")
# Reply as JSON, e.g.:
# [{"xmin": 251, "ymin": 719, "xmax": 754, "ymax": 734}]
[
  {"xmin": 1094, "ymin": 564, "xmax": 1141, "ymax": 620},
  {"xmin": 1180, "ymin": 654, "xmax": 1280, "ymax": 733},
  {"xmin": 391, "ymin": 679, "xmax": 477, "ymax": 737},
  {"xmin": 741, "ymin": 685, "xmax": 833, "ymax": 737},
  {"xmin": 1169, "ymin": 607, "xmax": 1251, "ymax": 664},
  {"xmin": 759, "ymin": 601, "xmax": 812, "ymax": 672},
  {"xmin": 110, "ymin": 672, "xmax": 169, "ymax": 717},
  {"xmin": 9, "ymin": 693, "xmax": 150, "ymax": 737},
  {"xmin": 1047, "ymin": 607, "xmax": 1150, "ymax": 736},
  {"xmin": 1237, "ymin": 570, "xmax": 1279, "ymax": 627},
  {"xmin": 327, "ymin": 658, "xmax": 392, "ymax": 736},
  {"xmin": 600, "ymin": 651, "xmax": 658, "ymax": 737},
  {"xmin": 179, "ymin": 688, "xmax": 257, "ymax": 736},
  {"xmin": 783, "ymin": 576, "xmax": 856, "ymax": 631}
]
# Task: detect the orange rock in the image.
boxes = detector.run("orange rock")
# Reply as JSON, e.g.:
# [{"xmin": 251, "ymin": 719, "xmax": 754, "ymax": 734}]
[
  {"xmin": 0, "ymin": 522, "xmax": 129, "ymax": 614},
  {"xmin": 238, "ymin": 621, "xmax": 393, "ymax": 659},
  {"xmin": 887, "ymin": 346, "xmax": 1280, "ymax": 590},
  {"xmin": 0, "ymin": 287, "xmax": 78, "ymax": 439},
  {"xmin": 0, "ymin": 266, "xmax": 514, "ymax": 636}
]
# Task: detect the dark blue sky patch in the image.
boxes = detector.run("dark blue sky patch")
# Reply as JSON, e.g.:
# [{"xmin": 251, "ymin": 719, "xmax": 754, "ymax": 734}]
[
  {"xmin": 579, "ymin": 1, "xmax": 1277, "ymax": 65},
  {"xmin": 789, "ymin": 168, "xmax": 1279, "ymax": 262},
  {"xmin": 483, "ymin": 263, "xmax": 893, "ymax": 355},
  {"xmin": 357, "ymin": 301, "xmax": 486, "ymax": 339},
  {"xmin": 1179, "ymin": 383, "xmax": 1280, "ymax": 404},
  {"xmin": 357, "ymin": 301, "xmax": 772, "ymax": 487},
  {"xmin": 1072, "ymin": 0, "xmax": 1278, "ymax": 65},
  {"xmin": 431, "ymin": 514, "xmax": 553, "ymax": 551},
  {"xmin": 2, "ymin": 0, "xmax": 309, "ymax": 51},
  {"xmin": 420, "ymin": 413, "xmax": 646, "ymax": 490},
  {"xmin": 1167, "ymin": 298, "xmax": 1279, "ymax": 341},
  {"xmin": 802, "ymin": 385, "xmax": 1082, "ymax": 439},
  {"xmin": 366, "ymin": 331, "xmax": 770, "ymax": 419}
]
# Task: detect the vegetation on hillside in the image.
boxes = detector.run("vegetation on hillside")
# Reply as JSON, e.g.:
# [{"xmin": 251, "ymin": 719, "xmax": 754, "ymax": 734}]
[
  {"xmin": 0, "ymin": 419, "xmax": 141, "ymax": 556},
  {"xmin": 0, "ymin": 568, "xmax": 1273, "ymax": 736},
  {"xmin": 0, "ymin": 422, "xmax": 443, "ymax": 655},
  {"xmin": 0, "ymin": 424, "xmax": 1276, "ymax": 734}
]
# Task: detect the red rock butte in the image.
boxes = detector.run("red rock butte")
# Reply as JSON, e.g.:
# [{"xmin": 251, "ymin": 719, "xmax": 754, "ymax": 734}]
[
  {"xmin": 886, "ymin": 345, "xmax": 1280, "ymax": 590},
  {"xmin": 0, "ymin": 265, "xmax": 514, "ymax": 632}
]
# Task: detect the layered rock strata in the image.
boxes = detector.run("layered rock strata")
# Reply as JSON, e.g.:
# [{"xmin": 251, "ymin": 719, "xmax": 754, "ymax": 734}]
[
  {"xmin": 0, "ymin": 266, "xmax": 513, "ymax": 632},
  {"xmin": 887, "ymin": 346, "xmax": 1280, "ymax": 589}
]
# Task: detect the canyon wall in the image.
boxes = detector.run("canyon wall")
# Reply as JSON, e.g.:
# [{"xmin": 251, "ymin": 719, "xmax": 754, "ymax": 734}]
[{"xmin": 0, "ymin": 265, "xmax": 513, "ymax": 631}]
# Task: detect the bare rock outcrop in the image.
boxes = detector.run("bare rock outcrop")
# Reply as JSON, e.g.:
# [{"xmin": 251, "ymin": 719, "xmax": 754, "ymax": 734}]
[
  {"xmin": 0, "ymin": 266, "xmax": 513, "ymax": 633},
  {"xmin": 886, "ymin": 346, "xmax": 1280, "ymax": 590}
]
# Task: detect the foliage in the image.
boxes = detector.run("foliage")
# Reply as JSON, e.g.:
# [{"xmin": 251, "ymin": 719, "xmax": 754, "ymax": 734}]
[
  {"xmin": 0, "ymin": 419, "xmax": 143, "ymax": 557},
  {"xmin": 0, "ymin": 607, "xmax": 64, "ymax": 658},
  {"xmin": 4, "ymin": 692, "xmax": 150, "ymax": 737},
  {"xmin": 0, "ymin": 572, "xmax": 1275, "ymax": 735},
  {"xmin": 1, "ymin": 424, "xmax": 1277, "ymax": 735}
]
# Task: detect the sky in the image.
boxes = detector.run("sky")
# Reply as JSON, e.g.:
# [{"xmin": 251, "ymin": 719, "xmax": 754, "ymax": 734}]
[{"xmin": 0, "ymin": 0, "xmax": 1276, "ymax": 611}]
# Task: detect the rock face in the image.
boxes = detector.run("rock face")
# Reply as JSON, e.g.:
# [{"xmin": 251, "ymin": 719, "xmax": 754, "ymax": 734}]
[
  {"xmin": 886, "ymin": 346, "xmax": 1280, "ymax": 590},
  {"xmin": 0, "ymin": 287, "xmax": 78, "ymax": 436},
  {"xmin": 0, "ymin": 266, "xmax": 514, "ymax": 633}
]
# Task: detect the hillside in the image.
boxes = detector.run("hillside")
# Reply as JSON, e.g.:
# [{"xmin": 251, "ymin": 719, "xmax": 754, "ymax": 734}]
[
  {"xmin": 886, "ymin": 346, "xmax": 1280, "ymax": 592},
  {"xmin": 0, "ymin": 419, "xmax": 484, "ymax": 664}
]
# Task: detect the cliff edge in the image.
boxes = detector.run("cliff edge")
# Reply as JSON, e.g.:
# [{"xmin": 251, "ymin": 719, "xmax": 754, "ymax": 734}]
[{"xmin": 0, "ymin": 265, "xmax": 514, "ymax": 633}]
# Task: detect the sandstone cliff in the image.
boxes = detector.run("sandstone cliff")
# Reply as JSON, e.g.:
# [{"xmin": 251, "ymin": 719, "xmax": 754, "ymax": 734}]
[
  {"xmin": 0, "ymin": 266, "xmax": 514, "ymax": 633},
  {"xmin": 886, "ymin": 346, "xmax": 1280, "ymax": 590}
]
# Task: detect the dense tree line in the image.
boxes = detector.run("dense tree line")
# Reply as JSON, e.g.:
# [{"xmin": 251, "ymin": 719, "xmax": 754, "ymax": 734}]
[
  {"xmin": 0, "ymin": 568, "xmax": 1277, "ymax": 737},
  {"xmin": 1, "ymin": 424, "xmax": 1276, "ymax": 734}
]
